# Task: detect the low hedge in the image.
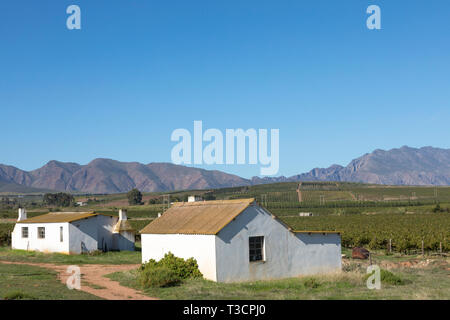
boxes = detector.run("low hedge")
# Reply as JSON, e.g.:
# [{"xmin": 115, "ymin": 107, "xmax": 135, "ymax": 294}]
[{"xmin": 139, "ymin": 252, "xmax": 203, "ymax": 288}]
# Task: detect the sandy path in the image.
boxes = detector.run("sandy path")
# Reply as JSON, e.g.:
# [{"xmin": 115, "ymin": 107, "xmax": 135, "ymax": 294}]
[{"xmin": 0, "ymin": 261, "xmax": 157, "ymax": 300}]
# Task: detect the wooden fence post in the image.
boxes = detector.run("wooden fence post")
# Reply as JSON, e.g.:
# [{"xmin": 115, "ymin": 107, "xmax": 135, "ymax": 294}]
[
  {"xmin": 421, "ymin": 239, "xmax": 424, "ymax": 256},
  {"xmin": 440, "ymin": 242, "xmax": 442, "ymax": 255},
  {"xmin": 389, "ymin": 239, "xmax": 392, "ymax": 253}
]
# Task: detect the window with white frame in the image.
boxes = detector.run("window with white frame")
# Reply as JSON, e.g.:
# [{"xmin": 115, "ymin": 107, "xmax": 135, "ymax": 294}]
[
  {"xmin": 22, "ymin": 227, "xmax": 28, "ymax": 238},
  {"xmin": 249, "ymin": 236, "xmax": 264, "ymax": 262},
  {"xmin": 60, "ymin": 226, "xmax": 63, "ymax": 242},
  {"xmin": 37, "ymin": 227, "xmax": 45, "ymax": 239}
]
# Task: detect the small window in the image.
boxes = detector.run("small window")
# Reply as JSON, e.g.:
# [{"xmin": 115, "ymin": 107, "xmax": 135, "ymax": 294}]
[
  {"xmin": 22, "ymin": 227, "xmax": 28, "ymax": 238},
  {"xmin": 249, "ymin": 236, "xmax": 264, "ymax": 262},
  {"xmin": 37, "ymin": 227, "xmax": 45, "ymax": 239},
  {"xmin": 60, "ymin": 226, "xmax": 63, "ymax": 242}
]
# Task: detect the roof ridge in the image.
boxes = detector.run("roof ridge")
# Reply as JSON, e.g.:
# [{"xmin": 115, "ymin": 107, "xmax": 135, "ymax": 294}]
[{"xmin": 172, "ymin": 198, "xmax": 255, "ymax": 207}]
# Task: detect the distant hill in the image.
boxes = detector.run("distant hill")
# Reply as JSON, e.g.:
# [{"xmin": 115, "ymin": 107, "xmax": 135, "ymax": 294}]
[
  {"xmin": 256, "ymin": 146, "xmax": 450, "ymax": 186},
  {"xmin": 0, "ymin": 159, "xmax": 250, "ymax": 194},
  {"xmin": 1, "ymin": 146, "xmax": 450, "ymax": 194},
  {"xmin": 0, "ymin": 178, "xmax": 51, "ymax": 194}
]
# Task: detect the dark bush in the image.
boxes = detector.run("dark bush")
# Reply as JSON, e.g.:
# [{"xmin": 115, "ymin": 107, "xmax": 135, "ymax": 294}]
[
  {"xmin": 0, "ymin": 224, "xmax": 14, "ymax": 246},
  {"xmin": 3, "ymin": 291, "xmax": 36, "ymax": 300},
  {"xmin": 363, "ymin": 268, "xmax": 404, "ymax": 286},
  {"xmin": 139, "ymin": 266, "xmax": 181, "ymax": 288},
  {"xmin": 139, "ymin": 252, "xmax": 203, "ymax": 288}
]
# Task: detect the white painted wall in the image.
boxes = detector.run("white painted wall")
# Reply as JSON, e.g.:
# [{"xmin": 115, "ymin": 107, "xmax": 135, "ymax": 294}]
[
  {"xmin": 215, "ymin": 205, "xmax": 341, "ymax": 282},
  {"xmin": 12, "ymin": 222, "xmax": 70, "ymax": 254},
  {"xmin": 11, "ymin": 214, "xmax": 135, "ymax": 254},
  {"xmin": 96, "ymin": 215, "xmax": 118, "ymax": 251},
  {"xmin": 141, "ymin": 234, "xmax": 217, "ymax": 281},
  {"xmin": 68, "ymin": 218, "xmax": 99, "ymax": 254}
]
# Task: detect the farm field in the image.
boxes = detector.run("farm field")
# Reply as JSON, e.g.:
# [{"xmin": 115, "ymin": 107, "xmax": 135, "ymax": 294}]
[
  {"xmin": 1, "ymin": 181, "xmax": 450, "ymax": 253},
  {"xmin": 0, "ymin": 181, "xmax": 449, "ymax": 300},
  {"xmin": 0, "ymin": 247, "xmax": 448, "ymax": 300},
  {"xmin": 282, "ymin": 213, "xmax": 450, "ymax": 252},
  {"xmin": 106, "ymin": 251, "xmax": 449, "ymax": 300}
]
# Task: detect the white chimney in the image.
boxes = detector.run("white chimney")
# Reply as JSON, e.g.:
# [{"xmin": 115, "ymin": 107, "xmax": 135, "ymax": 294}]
[
  {"xmin": 18, "ymin": 208, "xmax": 27, "ymax": 221},
  {"xmin": 119, "ymin": 209, "xmax": 127, "ymax": 221}
]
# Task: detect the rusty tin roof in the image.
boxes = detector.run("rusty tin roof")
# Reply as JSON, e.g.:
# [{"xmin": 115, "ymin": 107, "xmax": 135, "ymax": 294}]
[
  {"xmin": 140, "ymin": 198, "xmax": 255, "ymax": 235},
  {"xmin": 16, "ymin": 212, "xmax": 112, "ymax": 224}
]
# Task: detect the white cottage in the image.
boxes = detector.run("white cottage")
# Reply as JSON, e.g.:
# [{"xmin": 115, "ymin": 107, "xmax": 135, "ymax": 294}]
[
  {"xmin": 11, "ymin": 208, "xmax": 135, "ymax": 254},
  {"xmin": 140, "ymin": 198, "xmax": 341, "ymax": 283}
]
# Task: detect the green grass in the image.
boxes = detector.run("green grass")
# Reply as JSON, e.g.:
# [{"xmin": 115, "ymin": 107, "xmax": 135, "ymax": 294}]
[
  {"xmin": 106, "ymin": 256, "xmax": 450, "ymax": 300},
  {"xmin": 0, "ymin": 263, "xmax": 100, "ymax": 300},
  {"xmin": 0, "ymin": 246, "xmax": 141, "ymax": 265}
]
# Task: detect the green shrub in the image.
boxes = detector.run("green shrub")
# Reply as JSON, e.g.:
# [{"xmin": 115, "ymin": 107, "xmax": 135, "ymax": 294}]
[
  {"xmin": 139, "ymin": 252, "xmax": 203, "ymax": 288},
  {"xmin": 303, "ymin": 277, "xmax": 320, "ymax": 289},
  {"xmin": 139, "ymin": 265, "xmax": 181, "ymax": 288},
  {"xmin": 0, "ymin": 223, "xmax": 14, "ymax": 246},
  {"xmin": 380, "ymin": 269, "xmax": 404, "ymax": 285},
  {"xmin": 83, "ymin": 250, "xmax": 103, "ymax": 256},
  {"xmin": 140, "ymin": 252, "xmax": 203, "ymax": 280},
  {"xmin": 363, "ymin": 268, "xmax": 404, "ymax": 286},
  {"xmin": 3, "ymin": 291, "xmax": 36, "ymax": 300}
]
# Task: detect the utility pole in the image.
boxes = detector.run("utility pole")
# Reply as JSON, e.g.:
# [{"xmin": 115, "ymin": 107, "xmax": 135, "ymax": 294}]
[
  {"xmin": 163, "ymin": 194, "xmax": 170, "ymax": 212},
  {"xmin": 261, "ymin": 194, "xmax": 268, "ymax": 208},
  {"xmin": 297, "ymin": 182, "xmax": 303, "ymax": 203}
]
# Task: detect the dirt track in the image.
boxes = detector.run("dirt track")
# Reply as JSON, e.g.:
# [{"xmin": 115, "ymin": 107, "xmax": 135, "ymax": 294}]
[{"xmin": 0, "ymin": 261, "xmax": 156, "ymax": 300}]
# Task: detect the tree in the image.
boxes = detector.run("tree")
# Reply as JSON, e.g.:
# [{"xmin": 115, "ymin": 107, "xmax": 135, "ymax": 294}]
[
  {"xmin": 203, "ymin": 193, "xmax": 216, "ymax": 201},
  {"xmin": 127, "ymin": 188, "xmax": 143, "ymax": 205},
  {"xmin": 43, "ymin": 193, "xmax": 75, "ymax": 207}
]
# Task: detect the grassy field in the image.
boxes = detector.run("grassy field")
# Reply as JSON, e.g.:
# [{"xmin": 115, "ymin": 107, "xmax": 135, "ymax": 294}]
[
  {"xmin": 105, "ymin": 252, "xmax": 450, "ymax": 300},
  {"xmin": 0, "ymin": 246, "xmax": 448, "ymax": 300},
  {"xmin": 0, "ymin": 246, "xmax": 141, "ymax": 265},
  {"xmin": 0, "ymin": 263, "xmax": 100, "ymax": 300}
]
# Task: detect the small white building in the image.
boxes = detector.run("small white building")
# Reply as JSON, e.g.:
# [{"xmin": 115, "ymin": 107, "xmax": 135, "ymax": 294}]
[
  {"xmin": 188, "ymin": 195, "xmax": 203, "ymax": 202},
  {"xmin": 298, "ymin": 212, "xmax": 314, "ymax": 217},
  {"xmin": 11, "ymin": 208, "xmax": 135, "ymax": 254},
  {"xmin": 140, "ymin": 198, "xmax": 341, "ymax": 283},
  {"xmin": 76, "ymin": 201, "xmax": 88, "ymax": 207}
]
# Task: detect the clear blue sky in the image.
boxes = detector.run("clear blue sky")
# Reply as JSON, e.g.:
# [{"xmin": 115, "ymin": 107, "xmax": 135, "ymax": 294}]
[{"xmin": 1, "ymin": 1, "xmax": 449, "ymax": 178}]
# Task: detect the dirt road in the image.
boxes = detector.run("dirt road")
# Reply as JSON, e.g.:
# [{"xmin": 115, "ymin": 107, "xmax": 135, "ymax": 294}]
[{"xmin": 0, "ymin": 261, "xmax": 156, "ymax": 300}]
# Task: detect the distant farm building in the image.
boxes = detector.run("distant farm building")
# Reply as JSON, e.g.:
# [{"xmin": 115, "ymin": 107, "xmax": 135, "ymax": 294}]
[
  {"xmin": 188, "ymin": 195, "xmax": 203, "ymax": 202},
  {"xmin": 140, "ymin": 198, "xmax": 341, "ymax": 283},
  {"xmin": 11, "ymin": 208, "xmax": 135, "ymax": 254},
  {"xmin": 298, "ymin": 212, "xmax": 314, "ymax": 217}
]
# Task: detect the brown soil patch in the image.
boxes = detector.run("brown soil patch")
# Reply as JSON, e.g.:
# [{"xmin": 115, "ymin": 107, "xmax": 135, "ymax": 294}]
[{"xmin": 0, "ymin": 261, "xmax": 156, "ymax": 300}]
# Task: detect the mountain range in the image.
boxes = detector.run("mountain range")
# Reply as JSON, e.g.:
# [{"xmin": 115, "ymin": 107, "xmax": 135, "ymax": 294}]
[{"xmin": 1, "ymin": 146, "xmax": 450, "ymax": 194}]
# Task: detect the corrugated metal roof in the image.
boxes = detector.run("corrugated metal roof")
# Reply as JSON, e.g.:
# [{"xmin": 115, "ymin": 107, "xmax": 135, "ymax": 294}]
[
  {"xmin": 16, "ymin": 212, "xmax": 107, "ymax": 224},
  {"xmin": 140, "ymin": 198, "xmax": 255, "ymax": 235}
]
